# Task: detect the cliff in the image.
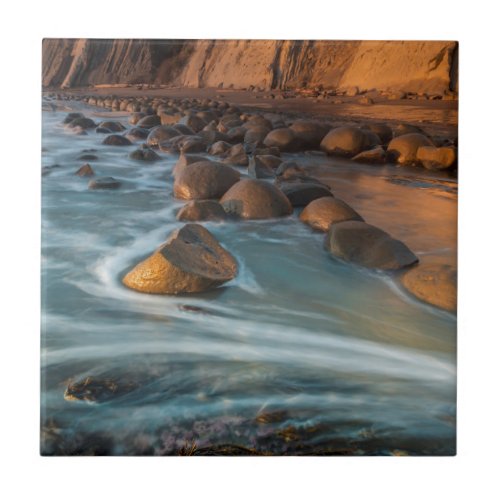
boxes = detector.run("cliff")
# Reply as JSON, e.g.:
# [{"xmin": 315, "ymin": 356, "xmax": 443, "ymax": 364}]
[{"xmin": 42, "ymin": 39, "xmax": 458, "ymax": 94}]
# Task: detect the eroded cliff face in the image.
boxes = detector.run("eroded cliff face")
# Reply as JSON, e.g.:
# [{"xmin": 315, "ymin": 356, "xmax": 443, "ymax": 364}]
[{"xmin": 42, "ymin": 39, "xmax": 457, "ymax": 94}]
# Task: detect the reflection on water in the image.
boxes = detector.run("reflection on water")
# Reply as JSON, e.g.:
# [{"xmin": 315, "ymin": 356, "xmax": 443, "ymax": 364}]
[{"xmin": 41, "ymin": 100, "xmax": 457, "ymax": 455}]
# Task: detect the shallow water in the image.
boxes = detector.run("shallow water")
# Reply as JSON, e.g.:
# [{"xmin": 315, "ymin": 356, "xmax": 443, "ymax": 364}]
[{"xmin": 41, "ymin": 100, "xmax": 457, "ymax": 455}]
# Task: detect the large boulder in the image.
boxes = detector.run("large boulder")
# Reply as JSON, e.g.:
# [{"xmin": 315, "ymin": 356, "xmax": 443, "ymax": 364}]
[
  {"xmin": 387, "ymin": 133, "xmax": 434, "ymax": 165},
  {"xmin": 173, "ymin": 161, "xmax": 240, "ymax": 200},
  {"xmin": 63, "ymin": 112, "xmax": 84, "ymax": 124},
  {"xmin": 124, "ymin": 127, "xmax": 149, "ymax": 142},
  {"xmin": 416, "ymin": 146, "xmax": 457, "ymax": 170},
  {"xmin": 279, "ymin": 181, "xmax": 333, "ymax": 207},
  {"xmin": 172, "ymin": 153, "xmax": 206, "ymax": 178},
  {"xmin": 99, "ymin": 121, "xmax": 126, "ymax": 132},
  {"xmin": 102, "ymin": 135, "xmax": 132, "ymax": 146},
  {"xmin": 244, "ymin": 126, "xmax": 271, "ymax": 145},
  {"xmin": 400, "ymin": 262, "xmax": 457, "ymax": 312},
  {"xmin": 263, "ymin": 128, "xmax": 302, "ymax": 152},
  {"xmin": 325, "ymin": 221, "xmax": 418, "ymax": 270},
  {"xmin": 300, "ymin": 197, "xmax": 364, "ymax": 231},
  {"xmin": 179, "ymin": 114, "xmax": 207, "ymax": 133},
  {"xmin": 67, "ymin": 117, "xmax": 96, "ymax": 129},
  {"xmin": 222, "ymin": 143, "xmax": 248, "ymax": 166},
  {"xmin": 136, "ymin": 114, "xmax": 161, "ymax": 129},
  {"xmin": 122, "ymin": 224, "xmax": 238, "ymax": 294},
  {"xmin": 361, "ymin": 123, "xmax": 393, "ymax": 144},
  {"xmin": 289, "ymin": 120, "xmax": 330, "ymax": 149},
  {"xmin": 220, "ymin": 179, "xmax": 293, "ymax": 219},
  {"xmin": 146, "ymin": 126, "xmax": 181, "ymax": 147},
  {"xmin": 160, "ymin": 112, "xmax": 182, "ymax": 125},
  {"xmin": 320, "ymin": 127, "xmax": 367, "ymax": 157},
  {"xmin": 177, "ymin": 200, "xmax": 229, "ymax": 222}
]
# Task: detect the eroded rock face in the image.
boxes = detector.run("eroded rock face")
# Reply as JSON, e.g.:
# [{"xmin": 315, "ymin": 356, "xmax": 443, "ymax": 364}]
[
  {"xmin": 300, "ymin": 197, "xmax": 363, "ymax": 231},
  {"xmin": 387, "ymin": 133, "xmax": 434, "ymax": 165},
  {"xmin": 122, "ymin": 224, "xmax": 238, "ymax": 294},
  {"xmin": 320, "ymin": 127, "xmax": 367, "ymax": 157},
  {"xmin": 220, "ymin": 179, "xmax": 293, "ymax": 219},
  {"xmin": 173, "ymin": 160, "xmax": 240, "ymax": 200},
  {"xmin": 176, "ymin": 200, "xmax": 229, "ymax": 222},
  {"xmin": 325, "ymin": 220, "xmax": 418, "ymax": 270},
  {"xmin": 416, "ymin": 146, "xmax": 457, "ymax": 170},
  {"xmin": 400, "ymin": 262, "xmax": 457, "ymax": 312}
]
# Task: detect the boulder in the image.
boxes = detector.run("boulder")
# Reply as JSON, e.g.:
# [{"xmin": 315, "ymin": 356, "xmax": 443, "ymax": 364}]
[
  {"xmin": 128, "ymin": 112, "xmax": 146, "ymax": 125},
  {"xmin": 220, "ymin": 179, "xmax": 293, "ymax": 219},
  {"xmin": 122, "ymin": 224, "xmax": 238, "ymax": 294},
  {"xmin": 129, "ymin": 146, "xmax": 161, "ymax": 162},
  {"xmin": 102, "ymin": 135, "xmax": 132, "ymax": 146},
  {"xmin": 124, "ymin": 127, "xmax": 149, "ymax": 142},
  {"xmin": 173, "ymin": 123, "xmax": 195, "ymax": 136},
  {"xmin": 78, "ymin": 154, "xmax": 98, "ymax": 161},
  {"xmin": 279, "ymin": 181, "xmax": 333, "ymax": 207},
  {"xmin": 226, "ymin": 126, "xmax": 247, "ymax": 143},
  {"xmin": 95, "ymin": 126, "xmax": 112, "ymax": 134},
  {"xmin": 320, "ymin": 127, "xmax": 367, "ymax": 157},
  {"xmin": 99, "ymin": 121, "xmax": 126, "ymax": 132},
  {"xmin": 174, "ymin": 161, "xmax": 240, "ymax": 200},
  {"xmin": 172, "ymin": 153, "xmax": 206, "ymax": 178},
  {"xmin": 208, "ymin": 141, "xmax": 232, "ymax": 156},
  {"xmin": 67, "ymin": 117, "xmax": 96, "ymax": 129},
  {"xmin": 248, "ymin": 155, "xmax": 282, "ymax": 179},
  {"xmin": 179, "ymin": 114, "xmax": 207, "ymax": 133},
  {"xmin": 393, "ymin": 123, "xmax": 424, "ymax": 137},
  {"xmin": 352, "ymin": 146, "xmax": 387, "ymax": 164},
  {"xmin": 222, "ymin": 143, "xmax": 248, "ymax": 166},
  {"xmin": 177, "ymin": 200, "xmax": 229, "ymax": 222},
  {"xmin": 75, "ymin": 163, "xmax": 95, "ymax": 176},
  {"xmin": 88, "ymin": 177, "xmax": 121, "ymax": 190},
  {"xmin": 136, "ymin": 114, "xmax": 161, "ymax": 129},
  {"xmin": 400, "ymin": 262, "xmax": 457, "ymax": 312},
  {"xmin": 361, "ymin": 123, "xmax": 393, "ymax": 144},
  {"xmin": 300, "ymin": 197, "xmax": 364, "ymax": 231},
  {"xmin": 244, "ymin": 126, "xmax": 271, "ymax": 145},
  {"xmin": 387, "ymin": 133, "xmax": 434, "ymax": 165},
  {"xmin": 63, "ymin": 112, "xmax": 84, "ymax": 124},
  {"xmin": 289, "ymin": 120, "xmax": 330, "ymax": 149},
  {"xmin": 263, "ymin": 127, "xmax": 302, "ymax": 152},
  {"xmin": 416, "ymin": 146, "xmax": 457, "ymax": 170},
  {"xmin": 179, "ymin": 136, "xmax": 207, "ymax": 154},
  {"xmin": 325, "ymin": 221, "xmax": 418, "ymax": 270},
  {"xmin": 160, "ymin": 112, "xmax": 182, "ymax": 125},
  {"xmin": 146, "ymin": 126, "xmax": 181, "ymax": 147}
]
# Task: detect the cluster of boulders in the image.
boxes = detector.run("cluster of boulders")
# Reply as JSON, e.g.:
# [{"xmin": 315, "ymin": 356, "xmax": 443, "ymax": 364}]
[{"xmin": 52, "ymin": 95, "xmax": 457, "ymax": 311}]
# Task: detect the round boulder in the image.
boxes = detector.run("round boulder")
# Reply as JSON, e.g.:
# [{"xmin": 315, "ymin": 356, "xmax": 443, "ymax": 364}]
[
  {"xmin": 129, "ymin": 146, "xmax": 161, "ymax": 162},
  {"xmin": 320, "ymin": 127, "xmax": 367, "ymax": 157},
  {"xmin": 325, "ymin": 221, "xmax": 418, "ymax": 270},
  {"xmin": 300, "ymin": 197, "xmax": 364, "ymax": 231},
  {"xmin": 136, "ymin": 114, "xmax": 161, "ymax": 129},
  {"xmin": 289, "ymin": 120, "xmax": 330, "ymax": 149},
  {"xmin": 174, "ymin": 161, "xmax": 240, "ymax": 200},
  {"xmin": 122, "ymin": 224, "xmax": 238, "ymax": 294},
  {"xmin": 102, "ymin": 135, "xmax": 132, "ymax": 146},
  {"xmin": 387, "ymin": 133, "xmax": 434, "ymax": 165},
  {"xmin": 146, "ymin": 126, "xmax": 180, "ymax": 147},
  {"xmin": 220, "ymin": 179, "xmax": 293, "ymax": 219},
  {"xmin": 177, "ymin": 200, "xmax": 229, "ymax": 222},
  {"xmin": 416, "ymin": 146, "xmax": 457, "ymax": 170},
  {"xmin": 263, "ymin": 127, "xmax": 302, "ymax": 152},
  {"xmin": 279, "ymin": 181, "xmax": 333, "ymax": 207},
  {"xmin": 400, "ymin": 262, "xmax": 457, "ymax": 312},
  {"xmin": 172, "ymin": 153, "xmax": 206, "ymax": 178}
]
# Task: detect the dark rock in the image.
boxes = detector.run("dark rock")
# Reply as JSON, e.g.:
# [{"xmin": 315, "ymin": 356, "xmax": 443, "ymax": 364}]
[
  {"xmin": 75, "ymin": 163, "xmax": 95, "ymax": 176},
  {"xmin": 68, "ymin": 117, "xmax": 96, "ymax": 129},
  {"xmin": 102, "ymin": 135, "xmax": 132, "ymax": 146},
  {"xmin": 361, "ymin": 123, "xmax": 393, "ymax": 144},
  {"xmin": 129, "ymin": 146, "xmax": 161, "ymax": 162},
  {"xmin": 279, "ymin": 181, "xmax": 333, "ymax": 207},
  {"xmin": 136, "ymin": 114, "xmax": 161, "ymax": 129},
  {"xmin": 325, "ymin": 221, "xmax": 418, "ymax": 270},
  {"xmin": 99, "ymin": 121, "xmax": 126, "ymax": 132},
  {"xmin": 146, "ymin": 126, "xmax": 180, "ymax": 147},
  {"xmin": 300, "ymin": 197, "xmax": 364, "ymax": 231},
  {"xmin": 387, "ymin": 133, "xmax": 434, "ymax": 165},
  {"xmin": 63, "ymin": 112, "xmax": 84, "ymax": 124},
  {"xmin": 124, "ymin": 127, "xmax": 149, "ymax": 142},
  {"xmin": 78, "ymin": 154, "xmax": 98, "ymax": 161},
  {"xmin": 289, "ymin": 120, "xmax": 330, "ymax": 149},
  {"xmin": 88, "ymin": 177, "xmax": 121, "ymax": 189}
]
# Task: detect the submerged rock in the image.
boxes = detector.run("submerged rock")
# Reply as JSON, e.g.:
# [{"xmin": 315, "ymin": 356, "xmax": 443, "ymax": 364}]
[
  {"xmin": 146, "ymin": 125, "xmax": 180, "ymax": 147},
  {"xmin": 63, "ymin": 112, "xmax": 84, "ymax": 124},
  {"xmin": 387, "ymin": 133, "xmax": 434, "ymax": 165},
  {"xmin": 122, "ymin": 223, "xmax": 238, "ymax": 294},
  {"xmin": 300, "ymin": 197, "xmax": 364, "ymax": 231},
  {"xmin": 401, "ymin": 262, "xmax": 457, "ymax": 312},
  {"xmin": 176, "ymin": 200, "xmax": 229, "ymax": 222},
  {"xmin": 124, "ymin": 127, "xmax": 149, "ymax": 142},
  {"xmin": 102, "ymin": 134, "xmax": 132, "ymax": 146},
  {"xmin": 75, "ymin": 163, "xmax": 95, "ymax": 176},
  {"xmin": 67, "ymin": 117, "xmax": 97, "ymax": 129},
  {"xmin": 173, "ymin": 160, "xmax": 240, "ymax": 200},
  {"xmin": 220, "ymin": 179, "xmax": 293, "ymax": 219},
  {"xmin": 88, "ymin": 177, "xmax": 121, "ymax": 189},
  {"xmin": 99, "ymin": 121, "xmax": 126, "ymax": 132},
  {"xmin": 129, "ymin": 146, "xmax": 161, "ymax": 162},
  {"xmin": 325, "ymin": 221, "xmax": 418, "ymax": 270},
  {"xmin": 64, "ymin": 376, "xmax": 138, "ymax": 404}
]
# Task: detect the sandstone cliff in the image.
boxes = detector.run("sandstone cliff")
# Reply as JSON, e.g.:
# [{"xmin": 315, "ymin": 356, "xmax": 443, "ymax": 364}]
[{"xmin": 42, "ymin": 39, "xmax": 458, "ymax": 94}]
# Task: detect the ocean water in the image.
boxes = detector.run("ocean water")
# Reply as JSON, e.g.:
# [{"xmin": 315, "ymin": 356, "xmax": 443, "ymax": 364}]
[{"xmin": 41, "ymin": 99, "xmax": 457, "ymax": 455}]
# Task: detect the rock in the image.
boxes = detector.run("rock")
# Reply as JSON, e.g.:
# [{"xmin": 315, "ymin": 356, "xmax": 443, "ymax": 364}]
[
  {"xmin": 67, "ymin": 117, "xmax": 96, "ymax": 129},
  {"xmin": 64, "ymin": 376, "xmax": 138, "ymax": 403},
  {"xmin": 361, "ymin": 123, "xmax": 393, "ymax": 144},
  {"xmin": 361, "ymin": 130, "xmax": 382, "ymax": 149},
  {"xmin": 124, "ymin": 127, "xmax": 149, "ymax": 142},
  {"xmin": 129, "ymin": 146, "xmax": 161, "ymax": 162},
  {"xmin": 320, "ymin": 127, "xmax": 367, "ymax": 157},
  {"xmin": 174, "ymin": 161, "xmax": 240, "ymax": 200},
  {"xmin": 63, "ymin": 112, "xmax": 84, "ymax": 124},
  {"xmin": 251, "ymin": 145, "xmax": 281, "ymax": 157},
  {"xmin": 177, "ymin": 200, "xmax": 229, "ymax": 222},
  {"xmin": 88, "ymin": 177, "xmax": 121, "ymax": 189},
  {"xmin": 299, "ymin": 197, "xmax": 364, "ymax": 231},
  {"xmin": 173, "ymin": 123, "xmax": 195, "ymax": 136},
  {"xmin": 179, "ymin": 136, "xmax": 207, "ymax": 154},
  {"xmin": 172, "ymin": 153, "xmax": 206, "ymax": 178},
  {"xmin": 416, "ymin": 146, "xmax": 457, "ymax": 170},
  {"xmin": 387, "ymin": 133, "xmax": 434, "ymax": 165},
  {"xmin": 388, "ymin": 91, "xmax": 407, "ymax": 100},
  {"xmin": 179, "ymin": 114, "xmax": 207, "ymax": 133},
  {"xmin": 289, "ymin": 120, "xmax": 330, "ymax": 150},
  {"xmin": 279, "ymin": 181, "xmax": 333, "ymax": 207},
  {"xmin": 352, "ymin": 146, "xmax": 387, "ymax": 164},
  {"xmin": 129, "ymin": 112, "xmax": 146, "ymax": 125},
  {"xmin": 122, "ymin": 224, "xmax": 238, "ymax": 294},
  {"xmin": 226, "ymin": 126, "xmax": 247, "ymax": 143},
  {"xmin": 160, "ymin": 112, "xmax": 182, "ymax": 125},
  {"xmin": 325, "ymin": 221, "xmax": 418, "ymax": 270},
  {"xmin": 99, "ymin": 121, "xmax": 126, "ymax": 132},
  {"xmin": 275, "ymin": 161, "xmax": 308, "ymax": 179},
  {"xmin": 400, "ymin": 262, "xmax": 457, "ymax": 312},
  {"xmin": 243, "ymin": 126, "xmax": 271, "ymax": 145},
  {"xmin": 75, "ymin": 163, "xmax": 95, "ymax": 176},
  {"xmin": 78, "ymin": 154, "xmax": 98, "ymax": 161},
  {"xmin": 358, "ymin": 96, "xmax": 374, "ymax": 105},
  {"xmin": 220, "ymin": 179, "xmax": 293, "ymax": 219},
  {"xmin": 136, "ymin": 114, "xmax": 161, "ymax": 129},
  {"xmin": 146, "ymin": 125, "xmax": 180, "ymax": 147},
  {"xmin": 222, "ymin": 143, "xmax": 248, "ymax": 166},
  {"xmin": 102, "ymin": 134, "xmax": 132, "ymax": 146},
  {"xmin": 393, "ymin": 123, "xmax": 424, "ymax": 137},
  {"xmin": 263, "ymin": 127, "xmax": 302, "ymax": 152},
  {"xmin": 208, "ymin": 141, "xmax": 232, "ymax": 156},
  {"xmin": 345, "ymin": 86, "xmax": 359, "ymax": 97},
  {"xmin": 248, "ymin": 155, "xmax": 282, "ymax": 179},
  {"xmin": 95, "ymin": 126, "xmax": 112, "ymax": 134}
]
